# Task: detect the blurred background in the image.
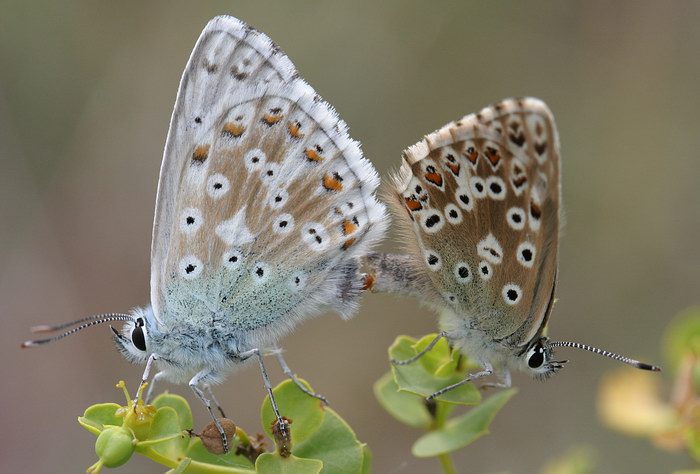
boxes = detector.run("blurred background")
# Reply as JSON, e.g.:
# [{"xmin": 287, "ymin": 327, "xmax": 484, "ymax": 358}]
[{"xmin": 2, "ymin": 1, "xmax": 698, "ymax": 472}]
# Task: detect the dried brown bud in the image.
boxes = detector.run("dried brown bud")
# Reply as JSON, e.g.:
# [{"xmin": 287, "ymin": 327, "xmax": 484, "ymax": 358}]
[
  {"xmin": 271, "ymin": 416, "xmax": 293, "ymax": 458},
  {"xmin": 200, "ymin": 418, "xmax": 237, "ymax": 455}
]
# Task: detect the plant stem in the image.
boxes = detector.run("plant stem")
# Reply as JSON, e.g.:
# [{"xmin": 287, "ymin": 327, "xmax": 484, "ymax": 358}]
[
  {"xmin": 438, "ymin": 453, "xmax": 456, "ymax": 474},
  {"xmin": 432, "ymin": 401, "xmax": 456, "ymax": 474}
]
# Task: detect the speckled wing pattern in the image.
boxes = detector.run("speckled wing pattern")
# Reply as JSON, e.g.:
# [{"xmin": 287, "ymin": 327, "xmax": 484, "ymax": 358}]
[
  {"xmin": 150, "ymin": 16, "xmax": 387, "ymax": 336},
  {"xmin": 390, "ymin": 98, "xmax": 560, "ymax": 346}
]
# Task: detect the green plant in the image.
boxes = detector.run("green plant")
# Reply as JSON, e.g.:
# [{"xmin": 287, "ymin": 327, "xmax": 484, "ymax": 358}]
[
  {"xmin": 79, "ymin": 379, "xmax": 369, "ymax": 473},
  {"xmin": 374, "ymin": 333, "xmax": 517, "ymax": 473}
]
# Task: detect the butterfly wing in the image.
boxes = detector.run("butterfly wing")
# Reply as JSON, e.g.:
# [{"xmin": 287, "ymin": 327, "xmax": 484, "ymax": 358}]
[
  {"xmin": 390, "ymin": 98, "xmax": 560, "ymax": 346},
  {"xmin": 150, "ymin": 16, "xmax": 388, "ymax": 334}
]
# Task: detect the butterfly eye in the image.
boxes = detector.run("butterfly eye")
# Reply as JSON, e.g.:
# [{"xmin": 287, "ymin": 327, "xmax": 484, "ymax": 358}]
[
  {"xmin": 131, "ymin": 318, "xmax": 147, "ymax": 352},
  {"xmin": 527, "ymin": 342, "xmax": 546, "ymax": 369}
]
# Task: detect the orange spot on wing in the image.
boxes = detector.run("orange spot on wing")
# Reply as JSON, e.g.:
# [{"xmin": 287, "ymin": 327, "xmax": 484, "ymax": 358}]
[
  {"xmin": 342, "ymin": 218, "xmax": 358, "ymax": 235},
  {"xmin": 530, "ymin": 201, "xmax": 542, "ymax": 220},
  {"xmin": 513, "ymin": 176, "xmax": 528, "ymax": 188},
  {"xmin": 425, "ymin": 171, "xmax": 443, "ymax": 188},
  {"xmin": 222, "ymin": 123, "xmax": 245, "ymax": 138},
  {"xmin": 465, "ymin": 147, "xmax": 479, "ymax": 164},
  {"xmin": 405, "ymin": 196, "xmax": 423, "ymax": 211},
  {"xmin": 287, "ymin": 121, "xmax": 304, "ymax": 139},
  {"xmin": 322, "ymin": 173, "xmax": 343, "ymax": 192},
  {"xmin": 192, "ymin": 144, "xmax": 210, "ymax": 164},
  {"xmin": 485, "ymin": 147, "xmax": 501, "ymax": 167},
  {"xmin": 261, "ymin": 114, "xmax": 283, "ymax": 126},
  {"xmin": 305, "ymin": 148, "xmax": 323, "ymax": 162},
  {"xmin": 446, "ymin": 162, "xmax": 460, "ymax": 176},
  {"xmin": 342, "ymin": 238, "xmax": 356, "ymax": 250}
]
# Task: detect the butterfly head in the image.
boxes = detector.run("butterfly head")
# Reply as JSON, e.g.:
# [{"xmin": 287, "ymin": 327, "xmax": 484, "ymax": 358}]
[
  {"xmin": 520, "ymin": 336, "xmax": 567, "ymax": 380},
  {"xmin": 111, "ymin": 306, "xmax": 157, "ymax": 364}
]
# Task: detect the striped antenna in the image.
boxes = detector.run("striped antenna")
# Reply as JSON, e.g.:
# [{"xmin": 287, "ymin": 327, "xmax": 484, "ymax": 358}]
[
  {"xmin": 22, "ymin": 313, "xmax": 133, "ymax": 348},
  {"xmin": 548, "ymin": 340, "xmax": 661, "ymax": 371}
]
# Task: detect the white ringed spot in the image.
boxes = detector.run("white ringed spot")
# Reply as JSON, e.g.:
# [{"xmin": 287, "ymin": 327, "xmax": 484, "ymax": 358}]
[
  {"xmin": 222, "ymin": 248, "xmax": 244, "ymax": 270},
  {"xmin": 273, "ymin": 214, "xmax": 295, "ymax": 234},
  {"xmin": 207, "ymin": 174, "xmax": 230, "ymax": 199},
  {"xmin": 301, "ymin": 222, "xmax": 330, "ymax": 251},
  {"xmin": 179, "ymin": 255, "xmax": 203, "ymax": 280},
  {"xmin": 502, "ymin": 283, "xmax": 522, "ymax": 305},
  {"xmin": 516, "ymin": 242, "xmax": 536, "ymax": 268},
  {"xmin": 180, "ymin": 207, "xmax": 203, "ymax": 234},
  {"xmin": 424, "ymin": 249, "xmax": 442, "ymax": 271},
  {"xmin": 244, "ymin": 148, "xmax": 266, "ymax": 173},
  {"xmin": 506, "ymin": 207, "xmax": 526, "ymax": 231},
  {"xmin": 478, "ymin": 261, "xmax": 493, "ymax": 280},
  {"xmin": 444, "ymin": 203, "xmax": 463, "ymax": 225},
  {"xmin": 477, "ymin": 233, "xmax": 503, "ymax": 265},
  {"xmin": 486, "ymin": 176, "xmax": 507, "ymax": 200},
  {"xmin": 252, "ymin": 262, "xmax": 270, "ymax": 284},
  {"xmin": 470, "ymin": 176, "xmax": 487, "ymax": 199},
  {"xmin": 453, "ymin": 262, "xmax": 472, "ymax": 283}
]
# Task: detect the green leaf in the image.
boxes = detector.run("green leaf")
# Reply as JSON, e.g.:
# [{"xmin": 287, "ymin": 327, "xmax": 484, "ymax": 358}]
[
  {"xmin": 360, "ymin": 445, "xmax": 372, "ymax": 474},
  {"xmin": 389, "ymin": 334, "xmax": 481, "ymax": 405},
  {"xmin": 153, "ymin": 393, "xmax": 193, "ymax": 431},
  {"xmin": 255, "ymin": 453, "xmax": 322, "ymax": 474},
  {"xmin": 663, "ymin": 306, "xmax": 700, "ymax": 373},
  {"xmin": 79, "ymin": 403, "xmax": 122, "ymax": 435},
  {"xmin": 294, "ymin": 409, "xmax": 366, "ymax": 474},
  {"xmin": 144, "ymin": 406, "xmax": 187, "ymax": 459},
  {"xmin": 261, "ymin": 379, "xmax": 325, "ymax": 446},
  {"xmin": 186, "ymin": 437, "xmax": 255, "ymax": 469},
  {"xmin": 412, "ymin": 388, "xmax": 517, "ymax": 457},
  {"xmin": 373, "ymin": 371, "xmax": 432, "ymax": 429}
]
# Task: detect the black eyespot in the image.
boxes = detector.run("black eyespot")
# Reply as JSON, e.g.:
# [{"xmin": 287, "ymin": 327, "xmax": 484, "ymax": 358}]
[
  {"xmin": 481, "ymin": 265, "xmax": 489, "ymax": 275},
  {"xmin": 507, "ymin": 289, "xmax": 518, "ymax": 301},
  {"xmin": 490, "ymin": 182, "xmax": 502, "ymax": 194},
  {"xmin": 475, "ymin": 182, "xmax": 484, "ymax": 192},
  {"xmin": 522, "ymin": 249, "xmax": 533, "ymax": 261},
  {"xmin": 279, "ymin": 220, "xmax": 288, "ymax": 228},
  {"xmin": 194, "ymin": 116, "xmax": 202, "ymax": 124},
  {"xmin": 459, "ymin": 194, "xmax": 470, "ymax": 205},
  {"xmin": 458, "ymin": 266, "xmax": 469, "ymax": 278},
  {"xmin": 228, "ymin": 255, "xmax": 238, "ymax": 263},
  {"xmin": 186, "ymin": 216, "xmax": 195, "ymax": 225},
  {"xmin": 528, "ymin": 343, "xmax": 545, "ymax": 368},
  {"xmin": 512, "ymin": 213, "xmax": 522, "ymax": 223},
  {"xmin": 427, "ymin": 254, "xmax": 439, "ymax": 265},
  {"xmin": 425, "ymin": 214, "xmax": 440, "ymax": 228},
  {"xmin": 131, "ymin": 318, "xmax": 146, "ymax": 351},
  {"xmin": 185, "ymin": 264, "xmax": 196, "ymax": 274},
  {"xmin": 449, "ymin": 209, "xmax": 458, "ymax": 218},
  {"xmin": 252, "ymin": 156, "xmax": 259, "ymax": 163},
  {"xmin": 275, "ymin": 195, "xmax": 283, "ymax": 202},
  {"xmin": 256, "ymin": 267, "xmax": 264, "ymax": 277},
  {"xmin": 213, "ymin": 182, "xmax": 223, "ymax": 190}
]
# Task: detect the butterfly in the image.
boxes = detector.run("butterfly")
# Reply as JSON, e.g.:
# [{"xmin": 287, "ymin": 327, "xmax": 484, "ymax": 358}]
[
  {"xmin": 365, "ymin": 97, "xmax": 659, "ymax": 397},
  {"xmin": 23, "ymin": 15, "xmax": 388, "ymax": 451}
]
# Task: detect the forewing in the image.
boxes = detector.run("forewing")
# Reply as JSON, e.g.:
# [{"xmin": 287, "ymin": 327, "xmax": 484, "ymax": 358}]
[
  {"xmin": 151, "ymin": 16, "xmax": 387, "ymax": 327},
  {"xmin": 391, "ymin": 98, "xmax": 560, "ymax": 344}
]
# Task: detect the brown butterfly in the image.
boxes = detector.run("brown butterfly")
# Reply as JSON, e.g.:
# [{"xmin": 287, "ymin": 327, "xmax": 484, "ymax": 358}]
[{"xmin": 366, "ymin": 98, "xmax": 659, "ymax": 397}]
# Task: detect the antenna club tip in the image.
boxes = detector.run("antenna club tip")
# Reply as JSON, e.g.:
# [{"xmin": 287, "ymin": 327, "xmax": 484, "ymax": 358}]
[{"xmin": 21, "ymin": 341, "xmax": 34, "ymax": 348}]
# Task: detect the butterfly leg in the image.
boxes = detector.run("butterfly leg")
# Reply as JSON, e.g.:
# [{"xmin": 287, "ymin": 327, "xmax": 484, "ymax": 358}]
[
  {"xmin": 426, "ymin": 363, "xmax": 494, "ymax": 401},
  {"xmin": 239, "ymin": 348, "xmax": 291, "ymax": 450},
  {"xmin": 480, "ymin": 369, "xmax": 512, "ymax": 390},
  {"xmin": 189, "ymin": 369, "xmax": 229, "ymax": 454},
  {"xmin": 391, "ymin": 331, "xmax": 447, "ymax": 365},
  {"xmin": 137, "ymin": 353, "xmax": 159, "ymax": 400},
  {"xmin": 145, "ymin": 371, "xmax": 166, "ymax": 403},
  {"xmin": 204, "ymin": 383, "xmax": 227, "ymax": 418},
  {"xmin": 273, "ymin": 349, "xmax": 329, "ymax": 405}
]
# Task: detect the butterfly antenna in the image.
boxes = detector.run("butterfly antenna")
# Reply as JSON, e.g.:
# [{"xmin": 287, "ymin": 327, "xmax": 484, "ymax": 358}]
[
  {"xmin": 548, "ymin": 340, "xmax": 661, "ymax": 371},
  {"xmin": 22, "ymin": 313, "xmax": 134, "ymax": 348},
  {"xmin": 29, "ymin": 313, "xmax": 134, "ymax": 333}
]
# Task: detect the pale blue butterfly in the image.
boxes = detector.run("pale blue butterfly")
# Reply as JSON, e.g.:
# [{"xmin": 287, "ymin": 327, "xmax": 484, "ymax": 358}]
[{"xmin": 24, "ymin": 15, "xmax": 388, "ymax": 452}]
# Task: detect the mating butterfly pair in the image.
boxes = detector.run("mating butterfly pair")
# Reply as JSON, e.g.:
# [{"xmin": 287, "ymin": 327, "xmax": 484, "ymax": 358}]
[{"xmin": 23, "ymin": 16, "xmax": 658, "ymax": 453}]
